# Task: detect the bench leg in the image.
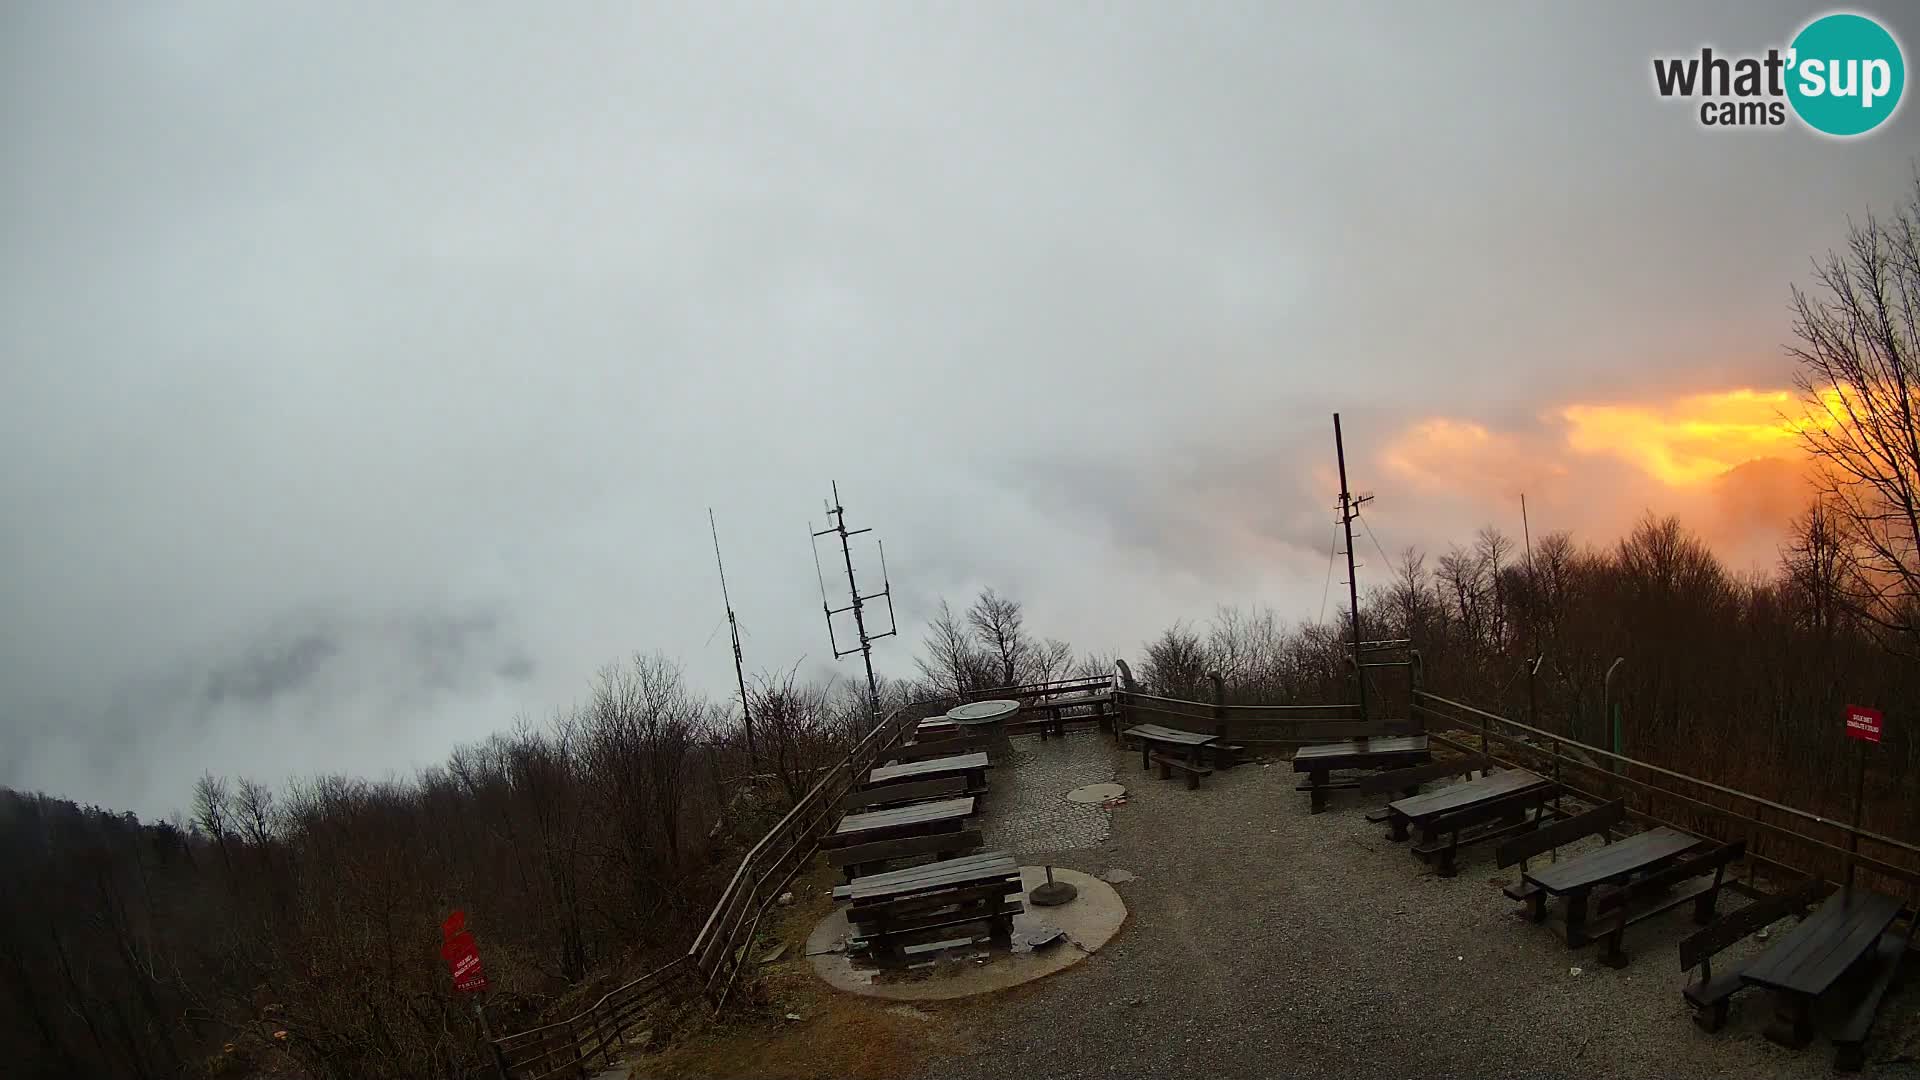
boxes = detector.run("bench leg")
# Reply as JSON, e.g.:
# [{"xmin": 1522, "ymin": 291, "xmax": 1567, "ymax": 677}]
[
  {"xmin": 1309, "ymin": 770, "xmax": 1329, "ymax": 815},
  {"xmin": 1435, "ymin": 834, "xmax": 1459, "ymax": 878},
  {"xmin": 989, "ymin": 915, "xmax": 1013, "ymax": 948},
  {"xmin": 1388, "ymin": 814, "xmax": 1409, "ymax": 843},
  {"xmin": 1185, "ymin": 767, "xmax": 1200, "ymax": 791},
  {"xmin": 1698, "ymin": 999, "xmax": 1729, "ymax": 1033},
  {"xmin": 1564, "ymin": 893, "xmax": 1590, "ymax": 948},
  {"xmin": 1157, "ymin": 759, "xmax": 1171, "ymax": 782},
  {"xmin": 1692, "ymin": 877, "xmax": 1724, "ymax": 925},
  {"xmin": 1529, "ymin": 890, "xmax": 1547, "ymax": 924},
  {"xmin": 1597, "ymin": 927, "xmax": 1628, "ymax": 969},
  {"xmin": 1140, "ymin": 743, "xmax": 1152, "ymax": 771}
]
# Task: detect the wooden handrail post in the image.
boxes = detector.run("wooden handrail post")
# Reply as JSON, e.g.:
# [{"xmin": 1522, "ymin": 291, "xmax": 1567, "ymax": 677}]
[{"xmin": 1209, "ymin": 671, "xmax": 1226, "ymax": 740}]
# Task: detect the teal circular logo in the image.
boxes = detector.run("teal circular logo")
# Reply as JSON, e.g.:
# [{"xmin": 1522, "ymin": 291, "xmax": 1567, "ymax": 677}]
[{"xmin": 1787, "ymin": 13, "xmax": 1905, "ymax": 137}]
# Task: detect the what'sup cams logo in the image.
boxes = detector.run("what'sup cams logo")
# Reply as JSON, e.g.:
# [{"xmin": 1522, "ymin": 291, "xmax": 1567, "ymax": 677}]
[{"xmin": 1653, "ymin": 11, "xmax": 1905, "ymax": 136}]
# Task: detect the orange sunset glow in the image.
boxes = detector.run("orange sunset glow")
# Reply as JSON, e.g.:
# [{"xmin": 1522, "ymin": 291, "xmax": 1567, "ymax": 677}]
[{"xmin": 1561, "ymin": 388, "xmax": 1835, "ymax": 487}]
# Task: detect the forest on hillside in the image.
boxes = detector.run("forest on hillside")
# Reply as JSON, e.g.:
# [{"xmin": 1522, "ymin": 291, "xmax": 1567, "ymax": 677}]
[{"xmin": 7, "ymin": 172, "xmax": 1918, "ymax": 1080}]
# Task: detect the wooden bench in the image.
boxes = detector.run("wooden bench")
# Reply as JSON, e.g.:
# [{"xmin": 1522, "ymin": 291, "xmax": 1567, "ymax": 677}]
[
  {"xmin": 1023, "ymin": 692, "xmax": 1113, "ymax": 739},
  {"xmin": 825, "ymin": 828, "xmax": 984, "ymax": 882},
  {"xmin": 1589, "ymin": 839, "xmax": 1744, "ymax": 968},
  {"xmin": 1677, "ymin": 880, "xmax": 1828, "ymax": 1031},
  {"xmin": 1359, "ymin": 757, "xmax": 1487, "ymax": 823},
  {"xmin": 1150, "ymin": 750, "xmax": 1212, "ymax": 790},
  {"xmin": 841, "ymin": 774, "xmax": 969, "ymax": 812},
  {"xmin": 1496, "ymin": 800, "xmax": 1626, "ymax": 918},
  {"xmin": 1826, "ymin": 913, "xmax": 1918, "ymax": 1072}
]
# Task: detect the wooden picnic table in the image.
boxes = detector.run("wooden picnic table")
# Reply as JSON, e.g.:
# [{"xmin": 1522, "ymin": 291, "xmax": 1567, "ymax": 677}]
[
  {"xmin": 1521, "ymin": 826, "xmax": 1705, "ymax": 946},
  {"xmin": 829, "ymin": 797, "xmax": 974, "ymax": 847},
  {"xmin": 831, "ymin": 851, "xmax": 1018, "ymax": 902},
  {"xmin": 1741, "ymin": 887, "xmax": 1904, "ymax": 1049},
  {"xmin": 1386, "ymin": 768, "xmax": 1556, "ymax": 876},
  {"xmin": 840, "ymin": 847, "xmax": 1025, "ymax": 963},
  {"xmin": 869, "ymin": 751, "xmax": 990, "ymax": 791},
  {"xmin": 1292, "ymin": 735, "xmax": 1432, "ymax": 814},
  {"xmin": 1123, "ymin": 723, "xmax": 1216, "ymax": 767}
]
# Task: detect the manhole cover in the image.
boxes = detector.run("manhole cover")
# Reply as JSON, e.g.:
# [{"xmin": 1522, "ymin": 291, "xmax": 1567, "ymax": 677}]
[{"xmin": 1066, "ymin": 782, "xmax": 1125, "ymax": 804}]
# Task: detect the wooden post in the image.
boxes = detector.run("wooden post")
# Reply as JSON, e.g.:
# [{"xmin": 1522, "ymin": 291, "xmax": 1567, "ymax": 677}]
[
  {"xmin": 1209, "ymin": 671, "xmax": 1227, "ymax": 742},
  {"xmin": 1549, "ymin": 738, "xmax": 1561, "ymax": 862}
]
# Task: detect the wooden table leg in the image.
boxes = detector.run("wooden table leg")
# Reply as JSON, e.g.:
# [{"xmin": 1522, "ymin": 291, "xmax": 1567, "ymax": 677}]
[
  {"xmin": 1563, "ymin": 892, "xmax": 1590, "ymax": 948},
  {"xmin": 1140, "ymin": 741, "xmax": 1152, "ymax": 771},
  {"xmin": 1764, "ymin": 992, "xmax": 1814, "ymax": 1049},
  {"xmin": 1309, "ymin": 769, "xmax": 1329, "ymax": 815},
  {"xmin": 1389, "ymin": 812, "xmax": 1409, "ymax": 843},
  {"xmin": 1529, "ymin": 888, "xmax": 1548, "ymax": 924}
]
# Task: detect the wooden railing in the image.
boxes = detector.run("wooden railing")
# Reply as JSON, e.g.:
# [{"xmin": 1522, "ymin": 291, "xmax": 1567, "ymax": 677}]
[
  {"xmin": 1412, "ymin": 690, "xmax": 1920, "ymax": 893},
  {"xmin": 1113, "ymin": 675, "xmax": 1377, "ymax": 746},
  {"xmin": 489, "ymin": 674, "xmax": 1115, "ymax": 1078},
  {"xmin": 490, "ymin": 960, "xmax": 692, "ymax": 1080}
]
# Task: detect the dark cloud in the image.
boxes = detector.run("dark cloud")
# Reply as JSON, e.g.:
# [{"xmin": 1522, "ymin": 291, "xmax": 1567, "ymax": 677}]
[{"xmin": 2, "ymin": 2, "xmax": 1915, "ymax": 814}]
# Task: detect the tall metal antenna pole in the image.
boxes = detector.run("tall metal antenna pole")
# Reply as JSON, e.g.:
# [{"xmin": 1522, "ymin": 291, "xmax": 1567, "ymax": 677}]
[
  {"xmin": 1334, "ymin": 413, "xmax": 1373, "ymax": 721},
  {"xmin": 709, "ymin": 509, "xmax": 757, "ymax": 765},
  {"xmin": 811, "ymin": 482, "xmax": 898, "ymax": 724}
]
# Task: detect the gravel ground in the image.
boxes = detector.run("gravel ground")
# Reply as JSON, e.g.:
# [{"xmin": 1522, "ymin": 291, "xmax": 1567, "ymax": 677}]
[{"xmin": 916, "ymin": 735, "xmax": 1920, "ymax": 1080}]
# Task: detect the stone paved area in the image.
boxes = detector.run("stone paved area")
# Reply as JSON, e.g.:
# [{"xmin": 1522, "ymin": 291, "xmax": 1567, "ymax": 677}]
[{"xmin": 979, "ymin": 730, "xmax": 1116, "ymax": 855}]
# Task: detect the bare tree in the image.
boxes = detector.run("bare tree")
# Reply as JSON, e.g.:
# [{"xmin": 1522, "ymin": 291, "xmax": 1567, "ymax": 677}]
[
  {"xmin": 966, "ymin": 588, "xmax": 1030, "ymax": 686},
  {"xmin": 1790, "ymin": 171, "xmax": 1920, "ymax": 658},
  {"xmin": 915, "ymin": 600, "xmax": 988, "ymax": 698}
]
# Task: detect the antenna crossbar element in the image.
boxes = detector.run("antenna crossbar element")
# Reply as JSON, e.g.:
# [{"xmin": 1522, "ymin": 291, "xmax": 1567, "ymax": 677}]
[{"xmin": 809, "ymin": 482, "xmax": 899, "ymax": 723}]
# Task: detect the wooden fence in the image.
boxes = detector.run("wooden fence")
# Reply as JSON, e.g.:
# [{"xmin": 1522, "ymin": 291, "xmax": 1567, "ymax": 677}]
[
  {"xmin": 489, "ymin": 674, "xmax": 1113, "ymax": 1078},
  {"xmin": 1115, "ymin": 668, "xmax": 1376, "ymax": 746},
  {"xmin": 1412, "ymin": 690, "xmax": 1920, "ymax": 895}
]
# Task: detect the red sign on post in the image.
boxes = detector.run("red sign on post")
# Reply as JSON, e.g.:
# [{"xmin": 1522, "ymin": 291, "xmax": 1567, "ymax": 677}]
[
  {"xmin": 1845, "ymin": 704, "xmax": 1883, "ymax": 744},
  {"xmin": 440, "ymin": 910, "xmax": 489, "ymax": 994}
]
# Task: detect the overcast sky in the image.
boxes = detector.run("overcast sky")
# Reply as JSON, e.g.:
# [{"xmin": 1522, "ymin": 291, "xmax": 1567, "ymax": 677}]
[{"xmin": 4, "ymin": 2, "xmax": 1916, "ymax": 816}]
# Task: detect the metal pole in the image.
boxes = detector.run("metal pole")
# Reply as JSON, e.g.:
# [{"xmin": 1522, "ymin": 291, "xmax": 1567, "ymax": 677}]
[
  {"xmin": 710, "ymin": 510, "xmax": 758, "ymax": 766},
  {"xmin": 1334, "ymin": 413, "xmax": 1367, "ymax": 723},
  {"xmin": 1846, "ymin": 742, "xmax": 1866, "ymax": 890},
  {"xmin": 1603, "ymin": 657, "xmax": 1625, "ymax": 769}
]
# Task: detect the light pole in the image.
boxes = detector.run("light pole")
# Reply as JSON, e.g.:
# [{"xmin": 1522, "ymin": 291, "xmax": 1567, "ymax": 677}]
[{"xmin": 1602, "ymin": 657, "xmax": 1626, "ymax": 763}]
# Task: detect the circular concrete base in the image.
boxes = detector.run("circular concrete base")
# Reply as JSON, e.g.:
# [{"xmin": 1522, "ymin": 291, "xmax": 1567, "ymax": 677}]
[
  {"xmin": 1065, "ymin": 782, "xmax": 1126, "ymax": 804},
  {"xmin": 805, "ymin": 866, "xmax": 1125, "ymax": 1000}
]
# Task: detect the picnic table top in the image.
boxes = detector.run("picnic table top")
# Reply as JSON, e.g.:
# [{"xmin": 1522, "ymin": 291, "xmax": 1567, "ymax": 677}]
[
  {"xmin": 1523, "ymin": 826, "xmax": 1704, "ymax": 894},
  {"xmin": 1388, "ymin": 768, "xmax": 1548, "ymax": 822},
  {"xmin": 1123, "ymin": 723, "xmax": 1216, "ymax": 746},
  {"xmin": 834, "ymin": 851, "xmax": 1020, "ymax": 902},
  {"xmin": 834, "ymin": 797, "xmax": 975, "ymax": 837},
  {"xmin": 869, "ymin": 751, "xmax": 991, "ymax": 786},
  {"xmin": 948, "ymin": 699, "xmax": 1019, "ymax": 724},
  {"xmin": 1293, "ymin": 734, "xmax": 1431, "ymax": 764},
  {"xmin": 1741, "ymin": 887, "xmax": 1904, "ymax": 997}
]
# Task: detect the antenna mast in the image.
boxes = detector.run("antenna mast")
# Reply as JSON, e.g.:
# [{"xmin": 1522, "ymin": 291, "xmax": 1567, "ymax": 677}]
[
  {"xmin": 1334, "ymin": 413, "xmax": 1374, "ymax": 721},
  {"xmin": 810, "ymin": 482, "xmax": 898, "ymax": 723},
  {"xmin": 710, "ymin": 509, "xmax": 757, "ymax": 765}
]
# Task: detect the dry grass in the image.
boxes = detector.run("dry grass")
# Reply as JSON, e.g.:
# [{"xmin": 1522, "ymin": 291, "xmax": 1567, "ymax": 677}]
[{"xmin": 629, "ymin": 861, "xmax": 982, "ymax": 1080}]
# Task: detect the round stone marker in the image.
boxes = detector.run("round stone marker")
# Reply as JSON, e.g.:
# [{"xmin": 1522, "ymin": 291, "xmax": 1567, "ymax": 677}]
[
  {"xmin": 1065, "ymin": 782, "xmax": 1126, "ymax": 805},
  {"xmin": 946, "ymin": 699, "xmax": 1019, "ymax": 726}
]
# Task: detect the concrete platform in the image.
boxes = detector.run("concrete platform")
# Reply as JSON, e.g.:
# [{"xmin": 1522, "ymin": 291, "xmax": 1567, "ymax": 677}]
[{"xmin": 805, "ymin": 865, "xmax": 1125, "ymax": 1001}]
